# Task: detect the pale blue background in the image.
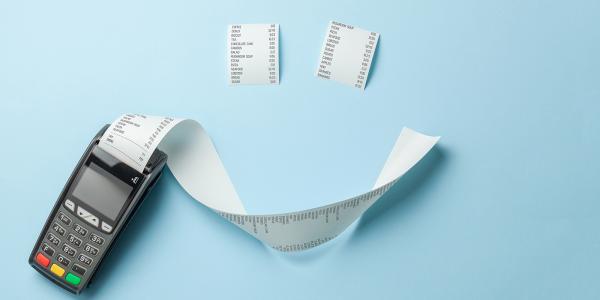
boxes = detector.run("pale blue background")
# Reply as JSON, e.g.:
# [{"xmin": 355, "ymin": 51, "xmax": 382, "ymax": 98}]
[{"xmin": 1, "ymin": 0, "xmax": 599, "ymax": 299}]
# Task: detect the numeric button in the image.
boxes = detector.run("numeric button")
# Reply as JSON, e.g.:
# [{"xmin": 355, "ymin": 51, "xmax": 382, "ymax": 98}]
[
  {"xmin": 77, "ymin": 254, "xmax": 93, "ymax": 266},
  {"xmin": 58, "ymin": 212, "xmax": 72, "ymax": 226},
  {"xmin": 89, "ymin": 233, "xmax": 104, "ymax": 246},
  {"xmin": 73, "ymin": 223, "xmax": 88, "ymax": 237},
  {"xmin": 62, "ymin": 244, "xmax": 77, "ymax": 257},
  {"xmin": 52, "ymin": 223, "xmax": 66, "ymax": 236},
  {"xmin": 83, "ymin": 244, "xmax": 99, "ymax": 256},
  {"xmin": 56, "ymin": 254, "xmax": 71, "ymax": 267},
  {"xmin": 67, "ymin": 234, "xmax": 82, "ymax": 247},
  {"xmin": 46, "ymin": 233, "xmax": 60, "ymax": 247}
]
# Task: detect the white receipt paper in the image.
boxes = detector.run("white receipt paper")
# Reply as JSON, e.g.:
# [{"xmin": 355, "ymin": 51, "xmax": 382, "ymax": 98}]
[
  {"xmin": 316, "ymin": 21, "xmax": 379, "ymax": 90},
  {"xmin": 99, "ymin": 114, "xmax": 439, "ymax": 252},
  {"xmin": 228, "ymin": 24, "xmax": 279, "ymax": 85}
]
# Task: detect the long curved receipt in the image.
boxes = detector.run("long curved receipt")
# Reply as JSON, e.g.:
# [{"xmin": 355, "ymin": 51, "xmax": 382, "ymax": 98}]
[{"xmin": 98, "ymin": 114, "xmax": 440, "ymax": 252}]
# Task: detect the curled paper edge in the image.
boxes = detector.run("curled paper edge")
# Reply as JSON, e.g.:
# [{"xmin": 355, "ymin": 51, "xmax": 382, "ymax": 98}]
[{"xmin": 99, "ymin": 115, "xmax": 440, "ymax": 251}]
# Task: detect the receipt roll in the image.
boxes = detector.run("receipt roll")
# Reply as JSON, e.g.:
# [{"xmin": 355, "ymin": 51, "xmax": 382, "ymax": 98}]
[{"xmin": 98, "ymin": 114, "xmax": 439, "ymax": 251}]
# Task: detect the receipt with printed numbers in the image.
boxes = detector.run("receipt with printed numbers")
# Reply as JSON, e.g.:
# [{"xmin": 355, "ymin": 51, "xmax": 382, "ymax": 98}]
[
  {"xmin": 99, "ymin": 114, "xmax": 439, "ymax": 252},
  {"xmin": 228, "ymin": 24, "xmax": 279, "ymax": 85},
  {"xmin": 316, "ymin": 21, "xmax": 379, "ymax": 90}
]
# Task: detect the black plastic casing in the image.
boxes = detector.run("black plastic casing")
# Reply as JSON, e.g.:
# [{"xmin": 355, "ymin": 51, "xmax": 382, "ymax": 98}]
[{"xmin": 28, "ymin": 125, "xmax": 167, "ymax": 294}]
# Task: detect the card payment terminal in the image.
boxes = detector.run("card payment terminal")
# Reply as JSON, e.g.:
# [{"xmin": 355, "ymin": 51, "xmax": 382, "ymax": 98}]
[{"xmin": 28, "ymin": 125, "xmax": 167, "ymax": 294}]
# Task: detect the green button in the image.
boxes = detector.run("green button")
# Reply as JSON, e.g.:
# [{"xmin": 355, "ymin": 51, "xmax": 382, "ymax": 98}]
[{"xmin": 65, "ymin": 273, "xmax": 81, "ymax": 285}]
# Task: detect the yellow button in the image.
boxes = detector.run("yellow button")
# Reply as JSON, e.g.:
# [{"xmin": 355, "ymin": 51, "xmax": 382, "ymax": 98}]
[{"xmin": 50, "ymin": 264, "xmax": 65, "ymax": 277}]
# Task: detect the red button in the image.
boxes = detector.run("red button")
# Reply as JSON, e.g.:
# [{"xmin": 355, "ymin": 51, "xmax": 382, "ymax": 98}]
[{"xmin": 36, "ymin": 252, "xmax": 50, "ymax": 267}]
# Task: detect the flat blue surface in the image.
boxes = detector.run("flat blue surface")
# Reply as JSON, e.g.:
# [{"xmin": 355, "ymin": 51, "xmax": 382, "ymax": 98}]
[{"xmin": 1, "ymin": 0, "xmax": 599, "ymax": 299}]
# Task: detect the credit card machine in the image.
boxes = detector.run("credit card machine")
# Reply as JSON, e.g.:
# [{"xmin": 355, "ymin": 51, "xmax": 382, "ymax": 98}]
[{"xmin": 28, "ymin": 125, "xmax": 167, "ymax": 294}]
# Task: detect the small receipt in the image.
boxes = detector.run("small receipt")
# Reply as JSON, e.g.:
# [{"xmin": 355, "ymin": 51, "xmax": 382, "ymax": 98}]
[
  {"xmin": 316, "ymin": 21, "xmax": 379, "ymax": 90},
  {"xmin": 228, "ymin": 24, "xmax": 279, "ymax": 85}
]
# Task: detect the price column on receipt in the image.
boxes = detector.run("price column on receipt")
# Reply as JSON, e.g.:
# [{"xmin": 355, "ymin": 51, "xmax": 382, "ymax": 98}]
[
  {"xmin": 99, "ymin": 114, "xmax": 440, "ymax": 252},
  {"xmin": 316, "ymin": 21, "xmax": 379, "ymax": 90},
  {"xmin": 228, "ymin": 24, "xmax": 279, "ymax": 85}
]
